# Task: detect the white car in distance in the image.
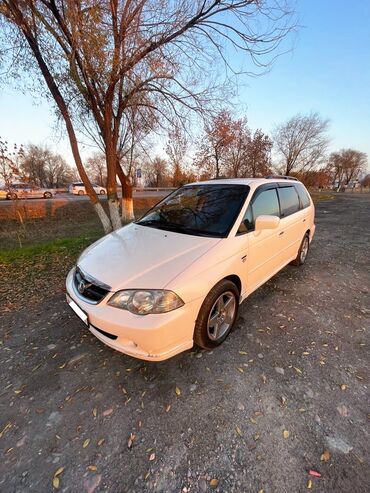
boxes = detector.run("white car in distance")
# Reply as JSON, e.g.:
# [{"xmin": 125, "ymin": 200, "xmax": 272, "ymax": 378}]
[
  {"xmin": 66, "ymin": 177, "xmax": 315, "ymax": 361},
  {"xmin": 69, "ymin": 182, "xmax": 106, "ymax": 195}
]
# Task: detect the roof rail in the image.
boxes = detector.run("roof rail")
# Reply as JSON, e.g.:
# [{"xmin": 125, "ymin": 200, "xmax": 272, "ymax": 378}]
[{"xmin": 265, "ymin": 175, "xmax": 299, "ymax": 181}]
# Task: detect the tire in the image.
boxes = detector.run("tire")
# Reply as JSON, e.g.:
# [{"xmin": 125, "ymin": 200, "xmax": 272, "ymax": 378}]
[
  {"xmin": 291, "ymin": 233, "xmax": 310, "ymax": 266},
  {"xmin": 78, "ymin": 190, "xmax": 84, "ymax": 196},
  {"xmin": 7, "ymin": 192, "xmax": 17, "ymax": 200},
  {"xmin": 194, "ymin": 279, "xmax": 239, "ymax": 350},
  {"xmin": 99, "ymin": 189, "xmax": 106, "ymax": 195},
  {"xmin": 44, "ymin": 192, "xmax": 52, "ymax": 199}
]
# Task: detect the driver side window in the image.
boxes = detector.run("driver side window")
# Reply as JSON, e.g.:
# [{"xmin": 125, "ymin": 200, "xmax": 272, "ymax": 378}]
[{"xmin": 237, "ymin": 188, "xmax": 280, "ymax": 234}]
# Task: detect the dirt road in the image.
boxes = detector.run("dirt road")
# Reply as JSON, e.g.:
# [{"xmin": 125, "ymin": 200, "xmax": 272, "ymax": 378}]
[{"xmin": 0, "ymin": 194, "xmax": 369, "ymax": 492}]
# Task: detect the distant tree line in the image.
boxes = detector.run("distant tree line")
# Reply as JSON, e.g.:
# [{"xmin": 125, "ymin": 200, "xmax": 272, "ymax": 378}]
[{"xmin": 2, "ymin": 108, "xmax": 369, "ymax": 193}]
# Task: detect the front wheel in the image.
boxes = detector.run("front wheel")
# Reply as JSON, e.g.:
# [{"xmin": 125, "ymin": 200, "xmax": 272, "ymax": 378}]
[
  {"xmin": 7, "ymin": 192, "xmax": 17, "ymax": 200},
  {"xmin": 99, "ymin": 189, "xmax": 106, "ymax": 195},
  {"xmin": 194, "ymin": 280, "xmax": 239, "ymax": 350},
  {"xmin": 291, "ymin": 233, "xmax": 310, "ymax": 266},
  {"xmin": 78, "ymin": 190, "xmax": 84, "ymax": 196},
  {"xmin": 44, "ymin": 192, "xmax": 52, "ymax": 199}
]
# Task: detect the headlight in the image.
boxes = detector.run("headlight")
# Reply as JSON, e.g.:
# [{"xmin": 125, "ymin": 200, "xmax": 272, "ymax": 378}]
[{"xmin": 107, "ymin": 289, "xmax": 184, "ymax": 315}]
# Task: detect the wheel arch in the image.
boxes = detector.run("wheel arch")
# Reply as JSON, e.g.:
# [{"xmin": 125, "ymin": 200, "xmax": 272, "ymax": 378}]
[{"xmin": 223, "ymin": 274, "xmax": 242, "ymax": 296}]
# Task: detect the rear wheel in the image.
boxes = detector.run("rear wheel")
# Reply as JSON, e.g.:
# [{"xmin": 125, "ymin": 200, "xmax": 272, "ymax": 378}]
[
  {"xmin": 194, "ymin": 280, "xmax": 239, "ymax": 350},
  {"xmin": 44, "ymin": 191, "xmax": 52, "ymax": 199},
  {"xmin": 7, "ymin": 192, "xmax": 17, "ymax": 200},
  {"xmin": 78, "ymin": 190, "xmax": 84, "ymax": 196},
  {"xmin": 99, "ymin": 189, "xmax": 106, "ymax": 195},
  {"xmin": 291, "ymin": 233, "xmax": 310, "ymax": 266}
]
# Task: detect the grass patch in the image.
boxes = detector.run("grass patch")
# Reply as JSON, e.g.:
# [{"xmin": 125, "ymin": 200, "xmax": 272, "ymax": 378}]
[{"xmin": 0, "ymin": 235, "xmax": 101, "ymax": 264}]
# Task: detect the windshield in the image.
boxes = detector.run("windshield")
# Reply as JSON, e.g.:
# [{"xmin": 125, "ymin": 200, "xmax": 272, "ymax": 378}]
[{"xmin": 136, "ymin": 184, "xmax": 249, "ymax": 238}]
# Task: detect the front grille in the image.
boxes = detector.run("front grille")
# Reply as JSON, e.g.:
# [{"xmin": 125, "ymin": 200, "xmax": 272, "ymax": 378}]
[{"xmin": 74, "ymin": 267, "xmax": 110, "ymax": 303}]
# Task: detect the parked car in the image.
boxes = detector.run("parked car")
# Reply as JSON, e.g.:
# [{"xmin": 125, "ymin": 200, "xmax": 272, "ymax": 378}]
[
  {"xmin": 66, "ymin": 177, "xmax": 315, "ymax": 361},
  {"xmin": 5, "ymin": 183, "xmax": 56, "ymax": 200},
  {"xmin": 69, "ymin": 182, "xmax": 106, "ymax": 195}
]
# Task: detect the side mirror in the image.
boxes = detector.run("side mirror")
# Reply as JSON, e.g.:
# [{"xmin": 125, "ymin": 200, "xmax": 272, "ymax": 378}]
[{"xmin": 255, "ymin": 215, "xmax": 280, "ymax": 231}]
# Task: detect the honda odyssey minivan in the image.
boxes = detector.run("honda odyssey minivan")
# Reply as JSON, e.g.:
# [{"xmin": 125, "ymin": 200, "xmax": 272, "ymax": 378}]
[{"xmin": 66, "ymin": 177, "xmax": 315, "ymax": 361}]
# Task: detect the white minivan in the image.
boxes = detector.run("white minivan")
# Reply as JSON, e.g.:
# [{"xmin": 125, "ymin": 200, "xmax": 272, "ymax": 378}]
[{"xmin": 66, "ymin": 177, "xmax": 315, "ymax": 361}]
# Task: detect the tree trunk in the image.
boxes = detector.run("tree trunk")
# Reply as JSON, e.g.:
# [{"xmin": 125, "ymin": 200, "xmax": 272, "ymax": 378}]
[
  {"xmin": 15, "ymin": 14, "xmax": 113, "ymax": 234},
  {"xmin": 116, "ymin": 159, "xmax": 135, "ymax": 223}
]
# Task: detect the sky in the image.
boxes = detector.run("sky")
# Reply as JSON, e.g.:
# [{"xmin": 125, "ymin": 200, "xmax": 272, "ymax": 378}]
[{"xmin": 0, "ymin": 0, "xmax": 369, "ymax": 170}]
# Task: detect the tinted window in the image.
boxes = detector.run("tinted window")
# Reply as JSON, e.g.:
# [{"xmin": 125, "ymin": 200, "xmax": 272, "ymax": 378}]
[
  {"xmin": 238, "ymin": 188, "xmax": 280, "ymax": 234},
  {"xmin": 136, "ymin": 184, "xmax": 250, "ymax": 238},
  {"xmin": 253, "ymin": 189, "xmax": 280, "ymax": 218},
  {"xmin": 295, "ymin": 183, "xmax": 311, "ymax": 208},
  {"xmin": 278, "ymin": 186, "xmax": 300, "ymax": 217}
]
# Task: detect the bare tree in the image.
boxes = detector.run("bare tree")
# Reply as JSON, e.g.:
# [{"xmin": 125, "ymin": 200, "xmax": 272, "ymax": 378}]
[
  {"xmin": 247, "ymin": 129, "xmax": 273, "ymax": 177},
  {"xmin": 327, "ymin": 149, "xmax": 367, "ymax": 190},
  {"xmin": 273, "ymin": 112, "xmax": 330, "ymax": 175},
  {"xmin": 195, "ymin": 110, "xmax": 239, "ymax": 178},
  {"xmin": 86, "ymin": 153, "xmax": 107, "ymax": 188},
  {"xmin": 1, "ymin": 1, "xmax": 294, "ymax": 232},
  {"xmin": 21, "ymin": 144, "xmax": 74, "ymax": 187},
  {"xmin": 0, "ymin": 137, "xmax": 24, "ymax": 190},
  {"xmin": 144, "ymin": 156, "xmax": 170, "ymax": 188},
  {"xmin": 166, "ymin": 126, "xmax": 188, "ymax": 186}
]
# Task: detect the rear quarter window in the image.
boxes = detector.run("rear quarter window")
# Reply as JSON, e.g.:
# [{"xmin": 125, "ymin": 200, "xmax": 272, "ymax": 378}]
[
  {"xmin": 278, "ymin": 186, "xmax": 300, "ymax": 217},
  {"xmin": 294, "ymin": 183, "xmax": 311, "ymax": 208}
]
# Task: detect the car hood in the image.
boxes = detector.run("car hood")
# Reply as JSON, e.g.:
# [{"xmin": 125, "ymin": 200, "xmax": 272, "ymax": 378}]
[{"xmin": 77, "ymin": 223, "xmax": 220, "ymax": 292}]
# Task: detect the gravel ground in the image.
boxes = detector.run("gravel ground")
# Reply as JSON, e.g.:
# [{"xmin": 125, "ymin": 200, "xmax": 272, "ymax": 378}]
[{"xmin": 0, "ymin": 193, "xmax": 369, "ymax": 493}]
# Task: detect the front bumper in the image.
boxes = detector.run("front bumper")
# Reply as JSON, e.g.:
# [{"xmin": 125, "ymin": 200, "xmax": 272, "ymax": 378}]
[{"xmin": 66, "ymin": 268, "xmax": 198, "ymax": 361}]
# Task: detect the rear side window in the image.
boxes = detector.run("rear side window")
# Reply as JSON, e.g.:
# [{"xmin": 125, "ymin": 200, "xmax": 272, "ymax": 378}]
[
  {"xmin": 278, "ymin": 186, "xmax": 300, "ymax": 217},
  {"xmin": 295, "ymin": 183, "xmax": 311, "ymax": 209},
  {"xmin": 238, "ymin": 188, "xmax": 280, "ymax": 233}
]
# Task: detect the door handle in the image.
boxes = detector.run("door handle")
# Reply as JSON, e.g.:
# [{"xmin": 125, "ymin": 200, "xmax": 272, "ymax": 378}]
[{"xmin": 279, "ymin": 231, "xmax": 284, "ymax": 236}]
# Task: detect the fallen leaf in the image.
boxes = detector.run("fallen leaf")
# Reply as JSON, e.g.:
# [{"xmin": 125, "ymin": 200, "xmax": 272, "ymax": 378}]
[
  {"xmin": 87, "ymin": 465, "xmax": 97, "ymax": 471},
  {"xmin": 103, "ymin": 408, "xmax": 113, "ymax": 416},
  {"xmin": 239, "ymin": 351, "xmax": 247, "ymax": 355},
  {"xmin": 149, "ymin": 452, "xmax": 155, "ymax": 461},
  {"xmin": 52, "ymin": 477, "xmax": 60, "ymax": 489},
  {"xmin": 235, "ymin": 425, "xmax": 243, "ymax": 437},
  {"xmin": 165, "ymin": 404, "xmax": 171, "ymax": 413},
  {"xmin": 54, "ymin": 467, "xmax": 64, "ymax": 477},
  {"xmin": 320, "ymin": 450, "xmax": 331, "ymax": 462},
  {"xmin": 210, "ymin": 478, "xmax": 219, "ymax": 488},
  {"xmin": 261, "ymin": 374, "xmax": 267, "ymax": 384},
  {"xmin": 283, "ymin": 430, "xmax": 289, "ymax": 439},
  {"xmin": 307, "ymin": 479, "xmax": 312, "ymax": 489},
  {"xmin": 175, "ymin": 386, "xmax": 181, "ymax": 396},
  {"xmin": 92, "ymin": 408, "xmax": 97, "ymax": 417},
  {"xmin": 98, "ymin": 438, "xmax": 105, "ymax": 446},
  {"xmin": 83, "ymin": 439, "xmax": 90, "ymax": 448},
  {"xmin": 309, "ymin": 470, "xmax": 321, "ymax": 478},
  {"xmin": 294, "ymin": 367, "xmax": 302, "ymax": 375},
  {"xmin": 250, "ymin": 417, "xmax": 257, "ymax": 424},
  {"xmin": 340, "ymin": 384, "xmax": 347, "ymax": 391},
  {"xmin": 127, "ymin": 433, "xmax": 135, "ymax": 449}
]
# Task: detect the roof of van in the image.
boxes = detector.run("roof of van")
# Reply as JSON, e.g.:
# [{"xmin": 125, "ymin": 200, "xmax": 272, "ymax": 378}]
[{"xmin": 187, "ymin": 177, "xmax": 300, "ymax": 187}]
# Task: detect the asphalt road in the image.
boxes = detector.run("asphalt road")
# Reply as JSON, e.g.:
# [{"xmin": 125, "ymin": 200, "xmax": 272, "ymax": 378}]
[
  {"xmin": 0, "ymin": 194, "xmax": 369, "ymax": 492},
  {"xmin": 0, "ymin": 190, "xmax": 170, "ymax": 208}
]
